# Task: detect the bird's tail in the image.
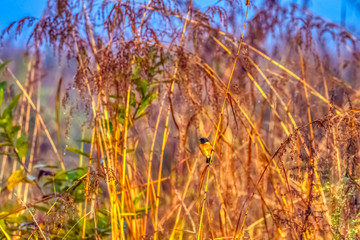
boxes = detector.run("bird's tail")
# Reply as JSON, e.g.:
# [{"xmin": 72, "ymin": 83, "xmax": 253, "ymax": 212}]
[{"xmin": 206, "ymin": 157, "xmax": 211, "ymax": 164}]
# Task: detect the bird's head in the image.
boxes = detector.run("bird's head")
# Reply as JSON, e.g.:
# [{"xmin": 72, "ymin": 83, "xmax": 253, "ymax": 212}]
[{"xmin": 200, "ymin": 138, "xmax": 209, "ymax": 144}]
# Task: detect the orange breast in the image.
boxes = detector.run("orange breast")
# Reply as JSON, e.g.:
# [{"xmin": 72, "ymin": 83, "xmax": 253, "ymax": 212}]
[{"xmin": 200, "ymin": 143, "xmax": 213, "ymax": 158}]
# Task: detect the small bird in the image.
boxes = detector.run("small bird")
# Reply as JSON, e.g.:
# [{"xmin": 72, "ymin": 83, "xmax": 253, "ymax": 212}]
[{"xmin": 199, "ymin": 138, "xmax": 213, "ymax": 164}]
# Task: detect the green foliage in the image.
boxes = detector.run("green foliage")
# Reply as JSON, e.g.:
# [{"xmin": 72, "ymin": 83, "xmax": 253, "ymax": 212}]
[
  {"xmin": 0, "ymin": 81, "xmax": 29, "ymax": 170},
  {"xmin": 0, "ymin": 50, "xmax": 166, "ymax": 238},
  {"xmin": 330, "ymin": 176, "xmax": 360, "ymax": 239},
  {"xmin": 65, "ymin": 146, "xmax": 90, "ymax": 158},
  {"xmin": 42, "ymin": 167, "xmax": 86, "ymax": 192},
  {"xmin": 119, "ymin": 48, "xmax": 162, "ymax": 123},
  {"xmin": 0, "ymin": 81, "xmax": 113, "ymax": 239},
  {"xmin": 135, "ymin": 91, "xmax": 158, "ymax": 119},
  {"xmin": 3, "ymin": 94, "xmax": 21, "ymax": 119},
  {"xmin": 15, "ymin": 136, "xmax": 29, "ymax": 159},
  {"xmin": 0, "ymin": 60, "xmax": 10, "ymax": 75},
  {"xmin": 349, "ymin": 216, "xmax": 360, "ymax": 240}
]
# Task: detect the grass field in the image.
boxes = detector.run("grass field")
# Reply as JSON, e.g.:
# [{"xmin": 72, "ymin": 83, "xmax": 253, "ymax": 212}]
[{"xmin": 0, "ymin": 0, "xmax": 360, "ymax": 239}]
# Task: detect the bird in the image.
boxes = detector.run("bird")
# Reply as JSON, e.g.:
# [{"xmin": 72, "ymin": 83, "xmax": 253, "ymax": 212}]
[{"xmin": 199, "ymin": 138, "xmax": 213, "ymax": 164}]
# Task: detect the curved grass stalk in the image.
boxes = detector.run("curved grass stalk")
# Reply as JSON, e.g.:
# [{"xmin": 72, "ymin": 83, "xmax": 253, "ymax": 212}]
[
  {"xmin": 298, "ymin": 45, "xmax": 331, "ymax": 228},
  {"xmin": 13, "ymin": 194, "xmax": 47, "ymax": 239},
  {"xmin": 62, "ymin": 211, "xmax": 93, "ymax": 240},
  {"xmin": 211, "ymin": 36, "xmax": 295, "ymax": 133},
  {"xmin": 16, "ymin": 60, "xmax": 33, "ymax": 200},
  {"xmin": 72, "ymin": 28, "xmax": 121, "ymax": 239},
  {"xmin": 121, "ymin": 85, "xmax": 131, "ymax": 239},
  {"xmin": 183, "ymin": 67, "xmax": 278, "ymax": 236},
  {"xmin": 138, "ymin": 0, "xmax": 153, "ymax": 41},
  {"xmin": 233, "ymin": 72, "xmax": 330, "ymax": 239},
  {"xmin": 23, "ymin": 108, "xmax": 39, "ymax": 204},
  {"xmin": 185, "ymin": 64, "xmax": 284, "ymax": 235},
  {"xmin": 197, "ymin": 2, "xmax": 250, "ymax": 238},
  {"xmin": 211, "ymin": 35, "xmax": 333, "ymax": 235},
  {"xmin": 198, "ymin": 58, "xmax": 291, "ymax": 208},
  {"xmin": 154, "ymin": 111, "xmax": 170, "ymax": 239},
  {"xmin": 23, "ymin": 63, "xmax": 36, "ymax": 200},
  {"xmin": 126, "ymin": 0, "xmax": 343, "ymax": 119},
  {"xmin": 80, "ymin": 100, "xmax": 109, "ymax": 238},
  {"xmin": 0, "ymin": 151, "xmax": 8, "ymax": 190},
  {"xmin": 97, "ymin": 118, "xmax": 120, "ymax": 238},
  {"xmin": 82, "ymin": 1, "xmax": 112, "ymax": 143},
  {"xmin": 120, "ymin": 0, "xmax": 344, "ymax": 118},
  {"xmin": 317, "ymin": 56, "xmax": 342, "ymax": 184},
  {"xmin": 0, "ymin": 223, "xmax": 11, "ymax": 240},
  {"xmin": 240, "ymin": 42, "xmax": 343, "ymax": 115},
  {"xmin": 81, "ymin": 128, "xmax": 97, "ymax": 239},
  {"xmin": 81, "ymin": 6, "xmax": 127, "ymax": 237},
  {"xmin": 143, "ymin": 92, "xmax": 167, "ymax": 238},
  {"xmin": 169, "ymin": 155, "xmax": 199, "ymax": 239},
  {"xmin": 153, "ymin": 1, "xmax": 193, "ymax": 238},
  {"xmin": 244, "ymin": 47, "xmax": 332, "ymax": 236},
  {"xmin": 74, "ymin": 25, "xmax": 121, "ymax": 238},
  {"xmin": 210, "ymin": 167, "xmax": 234, "ymax": 231}
]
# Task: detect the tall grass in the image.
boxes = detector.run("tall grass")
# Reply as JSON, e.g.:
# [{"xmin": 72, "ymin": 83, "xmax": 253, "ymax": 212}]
[{"xmin": 0, "ymin": 0, "xmax": 360, "ymax": 239}]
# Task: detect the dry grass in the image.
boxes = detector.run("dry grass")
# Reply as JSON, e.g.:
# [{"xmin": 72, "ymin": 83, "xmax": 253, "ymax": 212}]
[{"xmin": 0, "ymin": 0, "xmax": 360, "ymax": 239}]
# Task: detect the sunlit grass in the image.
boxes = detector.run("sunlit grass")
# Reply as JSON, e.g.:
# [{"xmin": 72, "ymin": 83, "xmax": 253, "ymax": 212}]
[{"xmin": 0, "ymin": 0, "xmax": 360, "ymax": 239}]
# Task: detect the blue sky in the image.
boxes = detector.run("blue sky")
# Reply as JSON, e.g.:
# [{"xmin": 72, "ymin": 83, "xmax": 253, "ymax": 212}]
[
  {"xmin": 0, "ymin": 0, "xmax": 46, "ymax": 29},
  {"xmin": 0, "ymin": 0, "xmax": 359, "ymax": 36}
]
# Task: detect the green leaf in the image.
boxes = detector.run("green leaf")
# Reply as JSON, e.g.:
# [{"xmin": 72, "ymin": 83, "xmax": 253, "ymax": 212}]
[
  {"xmin": 0, "ymin": 89, "xmax": 3, "ymax": 108},
  {"xmin": 0, "ymin": 212, "xmax": 9, "ymax": 219},
  {"xmin": 133, "ymin": 65, "xmax": 140, "ymax": 75},
  {"xmin": 7, "ymin": 169, "xmax": 34, "ymax": 190},
  {"xmin": 105, "ymin": 120, "xmax": 113, "ymax": 133},
  {"xmin": 0, "ymin": 82, "xmax": 6, "ymax": 91},
  {"xmin": 0, "ymin": 116, "xmax": 9, "ymax": 128},
  {"xmin": 0, "ymin": 219, "xmax": 11, "ymax": 240},
  {"xmin": 118, "ymin": 108, "xmax": 125, "ymax": 125},
  {"xmin": 138, "ymin": 80, "xmax": 148, "ymax": 97},
  {"xmin": 135, "ymin": 207, "xmax": 147, "ymax": 214},
  {"xmin": 56, "ymin": 77, "xmax": 62, "ymax": 150},
  {"xmin": 149, "ymin": 66, "xmax": 155, "ymax": 75},
  {"xmin": 65, "ymin": 146, "xmax": 90, "ymax": 158},
  {"xmin": 132, "ymin": 73, "xmax": 140, "ymax": 82},
  {"xmin": 109, "ymin": 94, "xmax": 123, "ymax": 99},
  {"xmin": 149, "ymin": 47, "xmax": 155, "ymax": 60},
  {"xmin": 33, "ymin": 205, "xmax": 49, "ymax": 213},
  {"xmin": 133, "ymin": 190, "xmax": 144, "ymax": 205},
  {"xmin": 136, "ymin": 92, "xmax": 158, "ymax": 119},
  {"xmin": 5, "ymin": 214, "xmax": 27, "ymax": 224},
  {"xmin": 7, "ymin": 125, "xmax": 20, "ymax": 139},
  {"xmin": 130, "ymin": 92, "xmax": 136, "ymax": 107},
  {"xmin": 149, "ymin": 92, "xmax": 158, "ymax": 102},
  {"xmin": 66, "ymin": 167, "xmax": 86, "ymax": 182},
  {"xmin": 3, "ymin": 94, "xmax": 21, "ymax": 118},
  {"xmin": 78, "ymin": 138, "xmax": 92, "ymax": 143},
  {"xmin": 33, "ymin": 164, "xmax": 59, "ymax": 169},
  {"xmin": 136, "ymin": 97, "xmax": 150, "ymax": 118},
  {"xmin": 51, "ymin": 170, "xmax": 68, "ymax": 181},
  {"xmin": 16, "ymin": 136, "xmax": 29, "ymax": 158},
  {"xmin": 43, "ymin": 179, "xmax": 66, "ymax": 187},
  {"xmin": 0, "ymin": 142, "xmax": 12, "ymax": 147},
  {"xmin": 126, "ymin": 149, "xmax": 134, "ymax": 153},
  {"xmin": 0, "ymin": 60, "xmax": 10, "ymax": 74}
]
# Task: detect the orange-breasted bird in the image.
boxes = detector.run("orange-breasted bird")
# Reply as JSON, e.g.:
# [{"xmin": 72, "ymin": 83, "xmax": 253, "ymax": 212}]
[{"xmin": 199, "ymin": 138, "xmax": 213, "ymax": 164}]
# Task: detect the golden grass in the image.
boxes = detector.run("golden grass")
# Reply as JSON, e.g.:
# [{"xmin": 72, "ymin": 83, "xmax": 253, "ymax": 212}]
[{"xmin": 1, "ymin": 1, "xmax": 360, "ymax": 239}]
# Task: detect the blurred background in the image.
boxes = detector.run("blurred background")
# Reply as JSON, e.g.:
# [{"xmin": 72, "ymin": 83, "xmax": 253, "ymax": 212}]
[{"xmin": 0, "ymin": 0, "xmax": 360, "ymax": 239}]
